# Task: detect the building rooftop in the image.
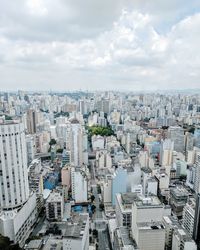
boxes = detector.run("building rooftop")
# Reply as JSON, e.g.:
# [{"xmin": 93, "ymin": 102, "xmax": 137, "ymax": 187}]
[
  {"xmin": 119, "ymin": 227, "xmax": 138, "ymax": 247},
  {"xmin": 137, "ymin": 221, "xmax": 165, "ymax": 230},
  {"xmin": 173, "ymin": 227, "xmax": 195, "ymax": 243},
  {"xmin": 115, "ymin": 227, "xmax": 138, "ymax": 249},
  {"xmin": 46, "ymin": 192, "xmax": 63, "ymax": 203},
  {"xmin": 43, "ymin": 239, "xmax": 62, "ymax": 250},
  {"xmin": 141, "ymin": 167, "xmax": 152, "ymax": 174},
  {"xmin": 163, "ymin": 215, "xmax": 180, "ymax": 229},
  {"xmin": 148, "ymin": 176, "xmax": 158, "ymax": 182},
  {"xmin": 70, "ymin": 118, "xmax": 80, "ymax": 124},
  {"xmin": 135, "ymin": 195, "xmax": 162, "ymax": 208},
  {"xmin": 0, "ymin": 120, "xmax": 19, "ymax": 125},
  {"xmin": 170, "ymin": 187, "xmax": 189, "ymax": 198},
  {"xmin": 52, "ymin": 213, "xmax": 89, "ymax": 239},
  {"xmin": 25, "ymin": 239, "xmax": 43, "ymax": 249},
  {"xmin": 121, "ymin": 192, "xmax": 140, "ymax": 205}
]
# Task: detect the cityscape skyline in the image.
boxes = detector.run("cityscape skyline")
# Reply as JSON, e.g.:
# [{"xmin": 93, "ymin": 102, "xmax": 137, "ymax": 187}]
[
  {"xmin": 1, "ymin": 1, "xmax": 200, "ymax": 250},
  {"xmin": 0, "ymin": 91, "xmax": 200, "ymax": 249}
]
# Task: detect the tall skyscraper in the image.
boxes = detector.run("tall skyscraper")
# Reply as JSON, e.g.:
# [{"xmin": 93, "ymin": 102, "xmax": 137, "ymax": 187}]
[
  {"xmin": 194, "ymin": 129, "xmax": 200, "ymax": 149},
  {"xmin": 79, "ymin": 100, "xmax": 87, "ymax": 115},
  {"xmin": 194, "ymin": 152, "xmax": 200, "ymax": 194},
  {"xmin": 185, "ymin": 132, "xmax": 194, "ymax": 151},
  {"xmin": 70, "ymin": 118, "xmax": 83, "ymax": 167},
  {"xmin": 193, "ymin": 194, "xmax": 200, "ymax": 248},
  {"xmin": 168, "ymin": 126, "xmax": 184, "ymax": 152},
  {"xmin": 71, "ymin": 167, "xmax": 88, "ymax": 203},
  {"xmin": 0, "ymin": 121, "xmax": 37, "ymax": 247},
  {"xmin": 26, "ymin": 109, "xmax": 37, "ymax": 134},
  {"xmin": 160, "ymin": 139, "xmax": 174, "ymax": 167},
  {"xmin": 0, "ymin": 121, "xmax": 29, "ymax": 208}
]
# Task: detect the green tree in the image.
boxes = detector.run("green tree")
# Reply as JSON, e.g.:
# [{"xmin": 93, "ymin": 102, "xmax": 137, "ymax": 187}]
[
  {"xmin": 188, "ymin": 126, "xmax": 195, "ymax": 134},
  {"xmin": 99, "ymin": 203, "xmax": 104, "ymax": 211},
  {"xmin": 91, "ymin": 195, "xmax": 95, "ymax": 203},
  {"xmin": 88, "ymin": 126, "xmax": 114, "ymax": 137},
  {"xmin": 91, "ymin": 204, "xmax": 96, "ymax": 212},
  {"xmin": 49, "ymin": 138, "xmax": 56, "ymax": 146},
  {"xmin": 93, "ymin": 229, "xmax": 98, "ymax": 237},
  {"xmin": 0, "ymin": 235, "xmax": 21, "ymax": 250},
  {"xmin": 56, "ymin": 148, "xmax": 63, "ymax": 153}
]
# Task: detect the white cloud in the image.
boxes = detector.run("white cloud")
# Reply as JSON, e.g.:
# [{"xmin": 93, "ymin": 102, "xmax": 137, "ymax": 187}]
[
  {"xmin": 27, "ymin": 0, "xmax": 48, "ymax": 16},
  {"xmin": 0, "ymin": 1, "xmax": 200, "ymax": 90}
]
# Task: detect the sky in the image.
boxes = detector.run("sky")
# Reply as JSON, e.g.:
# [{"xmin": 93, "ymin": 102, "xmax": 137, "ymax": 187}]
[{"xmin": 0, "ymin": 0, "xmax": 200, "ymax": 91}]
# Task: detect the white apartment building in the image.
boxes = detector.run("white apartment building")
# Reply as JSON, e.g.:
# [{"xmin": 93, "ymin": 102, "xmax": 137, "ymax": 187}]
[
  {"xmin": 0, "ymin": 121, "xmax": 30, "ymax": 209},
  {"xmin": 194, "ymin": 151, "xmax": 200, "ymax": 193},
  {"xmin": 160, "ymin": 139, "xmax": 174, "ymax": 167},
  {"xmin": 70, "ymin": 119, "xmax": 83, "ymax": 167},
  {"xmin": 46, "ymin": 192, "xmax": 64, "ymax": 221},
  {"xmin": 182, "ymin": 198, "xmax": 195, "ymax": 237},
  {"xmin": 0, "ymin": 121, "xmax": 37, "ymax": 247},
  {"xmin": 132, "ymin": 196, "xmax": 165, "ymax": 250},
  {"xmin": 102, "ymin": 175, "xmax": 112, "ymax": 204},
  {"xmin": 71, "ymin": 168, "xmax": 88, "ymax": 203},
  {"xmin": 96, "ymin": 150, "xmax": 112, "ymax": 169},
  {"xmin": 163, "ymin": 216, "xmax": 179, "ymax": 250},
  {"xmin": 115, "ymin": 193, "xmax": 139, "ymax": 228},
  {"xmin": 172, "ymin": 228, "xmax": 197, "ymax": 250},
  {"xmin": 26, "ymin": 134, "xmax": 36, "ymax": 165},
  {"xmin": 92, "ymin": 135, "xmax": 105, "ymax": 151}
]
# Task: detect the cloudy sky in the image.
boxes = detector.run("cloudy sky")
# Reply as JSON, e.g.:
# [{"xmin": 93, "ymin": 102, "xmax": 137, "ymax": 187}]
[{"xmin": 0, "ymin": 0, "xmax": 200, "ymax": 91}]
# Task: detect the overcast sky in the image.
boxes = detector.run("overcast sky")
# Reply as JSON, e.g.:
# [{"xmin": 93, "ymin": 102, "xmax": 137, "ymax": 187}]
[{"xmin": 0, "ymin": 0, "xmax": 200, "ymax": 91}]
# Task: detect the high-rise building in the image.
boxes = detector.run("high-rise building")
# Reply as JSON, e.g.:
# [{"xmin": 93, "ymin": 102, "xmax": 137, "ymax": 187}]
[
  {"xmin": 115, "ymin": 192, "xmax": 138, "ymax": 228},
  {"xmin": 168, "ymin": 126, "xmax": 184, "ymax": 152},
  {"xmin": 26, "ymin": 134, "xmax": 36, "ymax": 165},
  {"xmin": 182, "ymin": 198, "xmax": 195, "ymax": 237},
  {"xmin": 70, "ymin": 118, "xmax": 83, "ymax": 167},
  {"xmin": 112, "ymin": 167, "xmax": 127, "ymax": 205},
  {"xmin": 71, "ymin": 167, "xmax": 88, "ymax": 203},
  {"xmin": 79, "ymin": 100, "xmax": 87, "ymax": 115},
  {"xmin": 96, "ymin": 99, "xmax": 110, "ymax": 114},
  {"xmin": 160, "ymin": 139, "xmax": 174, "ymax": 167},
  {"xmin": 194, "ymin": 152, "xmax": 200, "ymax": 194},
  {"xmin": 61, "ymin": 148, "xmax": 71, "ymax": 166},
  {"xmin": 172, "ymin": 228, "xmax": 197, "ymax": 250},
  {"xmin": 0, "ymin": 121, "xmax": 37, "ymax": 247},
  {"xmin": 131, "ymin": 195, "xmax": 165, "ymax": 250},
  {"xmin": 26, "ymin": 109, "xmax": 37, "ymax": 134},
  {"xmin": 169, "ymin": 187, "xmax": 189, "ymax": 218},
  {"xmin": 46, "ymin": 192, "xmax": 63, "ymax": 221},
  {"xmin": 194, "ymin": 129, "xmax": 200, "ymax": 149},
  {"xmin": 0, "ymin": 121, "xmax": 29, "ymax": 208},
  {"xmin": 193, "ymin": 193, "xmax": 200, "ymax": 247},
  {"xmin": 163, "ymin": 216, "xmax": 180, "ymax": 250},
  {"xmin": 185, "ymin": 132, "xmax": 194, "ymax": 151},
  {"xmin": 174, "ymin": 159, "xmax": 187, "ymax": 178}
]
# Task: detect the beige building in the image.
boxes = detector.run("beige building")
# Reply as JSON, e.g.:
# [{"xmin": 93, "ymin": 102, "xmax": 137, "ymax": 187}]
[{"xmin": 132, "ymin": 196, "xmax": 165, "ymax": 250}]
